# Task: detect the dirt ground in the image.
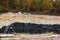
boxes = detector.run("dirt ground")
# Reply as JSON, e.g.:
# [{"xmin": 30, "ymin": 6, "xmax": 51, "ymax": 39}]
[
  {"xmin": 0, "ymin": 33, "xmax": 60, "ymax": 40},
  {"xmin": 0, "ymin": 12, "xmax": 60, "ymax": 28},
  {"xmin": 0, "ymin": 12, "xmax": 60, "ymax": 40}
]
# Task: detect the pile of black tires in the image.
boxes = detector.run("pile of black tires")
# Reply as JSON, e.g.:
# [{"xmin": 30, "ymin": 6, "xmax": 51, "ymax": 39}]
[{"xmin": 0, "ymin": 22, "xmax": 60, "ymax": 34}]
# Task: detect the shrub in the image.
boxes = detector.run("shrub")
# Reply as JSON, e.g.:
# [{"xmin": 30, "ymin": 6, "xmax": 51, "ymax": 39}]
[{"xmin": 0, "ymin": 5, "xmax": 4, "ymax": 12}]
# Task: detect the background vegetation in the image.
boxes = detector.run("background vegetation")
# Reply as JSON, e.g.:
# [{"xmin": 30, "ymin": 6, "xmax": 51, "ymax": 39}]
[{"xmin": 0, "ymin": 0, "xmax": 60, "ymax": 15}]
